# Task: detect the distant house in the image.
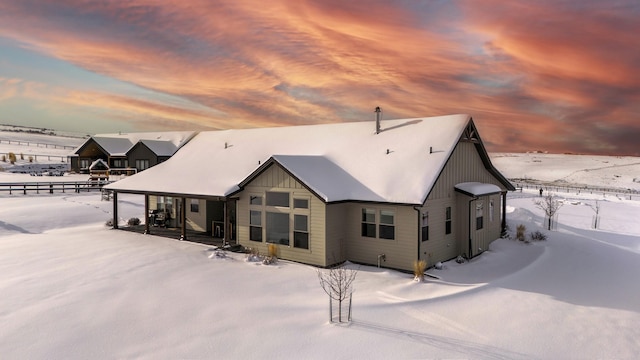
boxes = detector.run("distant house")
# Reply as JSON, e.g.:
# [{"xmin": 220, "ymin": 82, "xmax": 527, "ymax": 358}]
[
  {"xmin": 105, "ymin": 115, "xmax": 514, "ymax": 272},
  {"xmin": 69, "ymin": 132, "xmax": 196, "ymax": 173}
]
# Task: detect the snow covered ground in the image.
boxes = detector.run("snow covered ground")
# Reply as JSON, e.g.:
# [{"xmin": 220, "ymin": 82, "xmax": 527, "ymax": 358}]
[{"xmin": 1, "ymin": 135, "xmax": 639, "ymax": 358}]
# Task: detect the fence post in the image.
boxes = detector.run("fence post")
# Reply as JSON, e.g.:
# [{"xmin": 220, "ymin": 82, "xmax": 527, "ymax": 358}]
[
  {"xmin": 50, "ymin": 184, "xmax": 53, "ymax": 194},
  {"xmin": 23, "ymin": 184, "xmax": 26, "ymax": 195}
]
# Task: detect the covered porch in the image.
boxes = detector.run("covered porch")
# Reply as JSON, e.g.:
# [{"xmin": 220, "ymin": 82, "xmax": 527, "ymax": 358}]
[{"xmin": 110, "ymin": 191, "xmax": 237, "ymax": 245}]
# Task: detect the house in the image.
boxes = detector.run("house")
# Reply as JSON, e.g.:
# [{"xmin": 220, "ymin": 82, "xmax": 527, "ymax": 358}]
[
  {"xmin": 105, "ymin": 114, "xmax": 515, "ymax": 272},
  {"xmin": 69, "ymin": 131, "xmax": 196, "ymax": 174}
]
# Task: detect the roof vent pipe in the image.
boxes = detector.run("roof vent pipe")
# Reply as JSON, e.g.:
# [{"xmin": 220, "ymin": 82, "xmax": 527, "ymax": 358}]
[
  {"xmin": 430, "ymin": 146, "xmax": 433, "ymax": 154},
  {"xmin": 374, "ymin": 106, "xmax": 382, "ymax": 134}
]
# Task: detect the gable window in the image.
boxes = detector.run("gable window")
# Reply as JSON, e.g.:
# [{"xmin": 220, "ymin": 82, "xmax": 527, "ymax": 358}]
[
  {"xmin": 421, "ymin": 211, "xmax": 429, "ymax": 241},
  {"xmin": 294, "ymin": 214, "xmax": 309, "ymax": 249},
  {"xmin": 476, "ymin": 202, "xmax": 484, "ymax": 230},
  {"xmin": 250, "ymin": 195, "xmax": 262, "ymax": 206},
  {"xmin": 293, "ymin": 198, "xmax": 309, "ymax": 209},
  {"xmin": 445, "ymin": 206, "xmax": 452, "ymax": 235},
  {"xmin": 266, "ymin": 212, "xmax": 289, "ymax": 245},
  {"xmin": 379, "ymin": 210, "xmax": 395, "ymax": 240},
  {"xmin": 266, "ymin": 192, "xmax": 289, "ymax": 207},
  {"xmin": 135, "ymin": 159, "xmax": 150, "ymax": 171},
  {"xmin": 190, "ymin": 199, "xmax": 199, "ymax": 213},
  {"xmin": 249, "ymin": 210, "xmax": 262, "ymax": 242},
  {"xmin": 361, "ymin": 208, "xmax": 376, "ymax": 238}
]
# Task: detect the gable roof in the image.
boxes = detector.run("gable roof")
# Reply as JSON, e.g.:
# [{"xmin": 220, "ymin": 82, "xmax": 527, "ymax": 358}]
[
  {"xmin": 105, "ymin": 115, "xmax": 511, "ymax": 204},
  {"xmin": 131, "ymin": 140, "xmax": 179, "ymax": 157},
  {"xmin": 72, "ymin": 131, "xmax": 196, "ymax": 157}
]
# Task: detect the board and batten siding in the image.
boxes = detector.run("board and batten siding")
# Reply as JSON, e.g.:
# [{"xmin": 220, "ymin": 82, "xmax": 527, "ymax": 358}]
[
  {"xmin": 343, "ymin": 203, "xmax": 418, "ymax": 272},
  {"xmin": 424, "ymin": 140, "xmax": 507, "ymax": 262},
  {"xmin": 236, "ymin": 164, "xmax": 329, "ymax": 267},
  {"xmin": 325, "ymin": 203, "xmax": 348, "ymax": 266}
]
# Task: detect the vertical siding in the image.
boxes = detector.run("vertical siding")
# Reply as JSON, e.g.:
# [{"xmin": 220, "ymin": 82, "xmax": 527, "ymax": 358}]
[
  {"xmin": 424, "ymin": 141, "xmax": 507, "ymax": 263},
  {"xmin": 237, "ymin": 164, "xmax": 328, "ymax": 267},
  {"xmin": 325, "ymin": 203, "xmax": 347, "ymax": 266},
  {"xmin": 343, "ymin": 203, "xmax": 418, "ymax": 272}
]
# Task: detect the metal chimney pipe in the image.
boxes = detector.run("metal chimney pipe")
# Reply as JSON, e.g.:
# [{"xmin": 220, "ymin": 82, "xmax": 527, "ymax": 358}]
[{"xmin": 374, "ymin": 106, "xmax": 381, "ymax": 134}]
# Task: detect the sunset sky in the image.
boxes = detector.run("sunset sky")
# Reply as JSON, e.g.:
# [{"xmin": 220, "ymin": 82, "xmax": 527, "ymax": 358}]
[{"xmin": 0, "ymin": 1, "xmax": 638, "ymax": 155}]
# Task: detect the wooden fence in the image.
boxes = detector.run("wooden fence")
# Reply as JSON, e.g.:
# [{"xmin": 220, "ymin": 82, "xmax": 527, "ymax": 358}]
[
  {"xmin": 0, "ymin": 181, "xmax": 114, "ymax": 195},
  {"xmin": 0, "ymin": 139, "xmax": 76, "ymax": 149},
  {"xmin": 512, "ymin": 180, "xmax": 640, "ymax": 201}
]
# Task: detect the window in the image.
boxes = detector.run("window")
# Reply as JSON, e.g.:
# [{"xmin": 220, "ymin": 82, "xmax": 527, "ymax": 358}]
[
  {"xmin": 294, "ymin": 198, "xmax": 309, "ymax": 209},
  {"xmin": 135, "ymin": 159, "xmax": 150, "ymax": 171},
  {"xmin": 294, "ymin": 214, "xmax": 309, "ymax": 249},
  {"xmin": 490, "ymin": 200, "xmax": 495, "ymax": 222},
  {"xmin": 266, "ymin": 192, "xmax": 289, "ymax": 207},
  {"xmin": 190, "ymin": 199, "xmax": 199, "ymax": 213},
  {"xmin": 266, "ymin": 212, "xmax": 289, "ymax": 245},
  {"xmin": 379, "ymin": 210, "xmax": 395, "ymax": 240},
  {"xmin": 476, "ymin": 202, "xmax": 484, "ymax": 230},
  {"xmin": 445, "ymin": 206, "xmax": 452, "ymax": 235},
  {"xmin": 361, "ymin": 208, "xmax": 376, "ymax": 238},
  {"xmin": 80, "ymin": 159, "xmax": 90, "ymax": 169},
  {"xmin": 250, "ymin": 195, "xmax": 262, "ymax": 206},
  {"xmin": 421, "ymin": 211, "xmax": 429, "ymax": 241},
  {"xmin": 249, "ymin": 210, "xmax": 262, "ymax": 242}
]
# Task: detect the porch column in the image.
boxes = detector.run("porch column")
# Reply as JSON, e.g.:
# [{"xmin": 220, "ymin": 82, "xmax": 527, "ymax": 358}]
[
  {"xmin": 180, "ymin": 197, "xmax": 187, "ymax": 240},
  {"xmin": 112, "ymin": 192, "xmax": 118, "ymax": 229},
  {"xmin": 501, "ymin": 191, "xmax": 507, "ymax": 236},
  {"xmin": 144, "ymin": 194, "xmax": 150, "ymax": 234},
  {"xmin": 223, "ymin": 199, "xmax": 228, "ymax": 245}
]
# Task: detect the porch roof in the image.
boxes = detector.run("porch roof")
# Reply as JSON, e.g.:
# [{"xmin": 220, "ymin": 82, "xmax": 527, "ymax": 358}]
[{"xmin": 454, "ymin": 182, "xmax": 502, "ymax": 197}]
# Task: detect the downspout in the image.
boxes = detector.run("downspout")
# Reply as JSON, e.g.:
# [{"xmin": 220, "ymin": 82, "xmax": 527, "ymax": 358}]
[
  {"xmin": 501, "ymin": 191, "xmax": 507, "ymax": 236},
  {"xmin": 468, "ymin": 196, "xmax": 478, "ymax": 258},
  {"xmin": 112, "ymin": 191, "xmax": 118, "ymax": 229},
  {"xmin": 414, "ymin": 206, "xmax": 422, "ymax": 261}
]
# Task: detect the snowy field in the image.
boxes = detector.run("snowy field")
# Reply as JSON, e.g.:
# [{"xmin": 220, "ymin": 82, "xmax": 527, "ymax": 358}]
[{"xmin": 1, "ymin": 134, "xmax": 640, "ymax": 358}]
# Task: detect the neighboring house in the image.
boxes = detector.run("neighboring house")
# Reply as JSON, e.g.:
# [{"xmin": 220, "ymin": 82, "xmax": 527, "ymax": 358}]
[
  {"xmin": 105, "ymin": 115, "xmax": 515, "ymax": 272},
  {"xmin": 69, "ymin": 132, "xmax": 196, "ymax": 173}
]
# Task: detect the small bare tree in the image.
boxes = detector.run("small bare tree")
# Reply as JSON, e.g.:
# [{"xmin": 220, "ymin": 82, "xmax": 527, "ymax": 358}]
[
  {"xmin": 587, "ymin": 200, "xmax": 601, "ymax": 229},
  {"xmin": 317, "ymin": 264, "xmax": 357, "ymax": 323},
  {"xmin": 534, "ymin": 193, "xmax": 563, "ymax": 230}
]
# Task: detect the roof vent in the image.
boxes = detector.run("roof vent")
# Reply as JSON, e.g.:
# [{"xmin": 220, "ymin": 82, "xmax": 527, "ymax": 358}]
[{"xmin": 374, "ymin": 106, "xmax": 382, "ymax": 134}]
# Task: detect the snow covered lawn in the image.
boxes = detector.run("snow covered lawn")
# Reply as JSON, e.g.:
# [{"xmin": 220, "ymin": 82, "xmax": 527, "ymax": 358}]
[{"xmin": 1, "ymin": 187, "xmax": 639, "ymax": 358}]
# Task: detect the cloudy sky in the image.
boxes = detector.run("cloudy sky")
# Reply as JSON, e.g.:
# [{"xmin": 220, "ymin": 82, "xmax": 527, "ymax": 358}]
[{"xmin": 0, "ymin": 1, "xmax": 638, "ymax": 155}]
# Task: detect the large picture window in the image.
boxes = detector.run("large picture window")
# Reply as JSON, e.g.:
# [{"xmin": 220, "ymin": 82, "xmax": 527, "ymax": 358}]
[
  {"xmin": 266, "ymin": 212, "xmax": 289, "ymax": 245},
  {"xmin": 361, "ymin": 209, "xmax": 376, "ymax": 238},
  {"xmin": 294, "ymin": 214, "xmax": 309, "ymax": 249},
  {"xmin": 249, "ymin": 210, "xmax": 262, "ymax": 241},
  {"xmin": 266, "ymin": 192, "xmax": 289, "ymax": 207},
  {"xmin": 422, "ymin": 211, "xmax": 429, "ymax": 241},
  {"xmin": 445, "ymin": 206, "xmax": 452, "ymax": 235},
  {"xmin": 135, "ymin": 159, "xmax": 150, "ymax": 171},
  {"xmin": 379, "ymin": 210, "xmax": 395, "ymax": 240}
]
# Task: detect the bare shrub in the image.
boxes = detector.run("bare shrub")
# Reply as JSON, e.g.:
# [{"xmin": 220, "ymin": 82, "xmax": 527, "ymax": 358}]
[
  {"xmin": 8, "ymin": 152, "xmax": 16, "ymax": 164},
  {"xmin": 530, "ymin": 231, "xmax": 547, "ymax": 241},
  {"xmin": 127, "ymin": 217, "xmax": 141, "ymax": 226},
  {"xmin": 413, "ymin": 259, "xmax": 427, "ymax": 282},
  {"xmin": 105, "ymin": 219, "xmax": 114, "ymax": 227},
  {"xmin": 516, "ymin": 224, "xmax": 526, "ymax": 241}
]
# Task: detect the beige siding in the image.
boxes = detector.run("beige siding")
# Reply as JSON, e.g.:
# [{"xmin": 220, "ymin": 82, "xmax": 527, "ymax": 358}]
[
  {"xmin": 186, "ymin": 198, "xmax": 207, "ymax": 232},
  {"xmin": 237, "ymin": 164, "xmax": 329, "ymax": 267},
  {"xmin": 428, "ymin": 141, "xmax": 507, "ymax": 201},
  {"xmin": 343, "ymin": 203, "xmax": 418, "ymax": 272},
  {"xmin": 424, "ymin": 140, "xmax": 507, "ymax": 263},
  {"xmin": 325, "ymin": 203, "xmax": 348, "ymax": 266},
  {"xmin": 419, "ymin": 198, "xmax": 458, "ymax": 266}
]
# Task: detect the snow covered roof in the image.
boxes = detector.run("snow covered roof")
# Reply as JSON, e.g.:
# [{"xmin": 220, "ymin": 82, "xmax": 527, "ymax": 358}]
[
  {"xmin": 89, "ymin": 159, "xmax": 109, "ymax": 170},
  {"xmin": 134, "ymin": 140, "xmax": 178, "ymax": 157},
  {"xmin": 73, "ymin": 131, "xmax": 196, "ymax": 156},
  {"xmin": 106, "ymin": 115, "xmax": 503, "ymax": 204},
  {"xmin": 454, "ymin": 182, "xmax": 502, "ymax": 197}
]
